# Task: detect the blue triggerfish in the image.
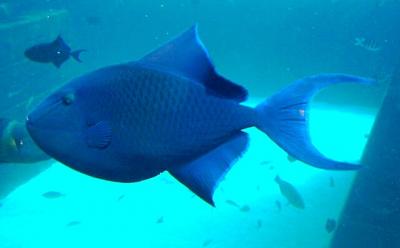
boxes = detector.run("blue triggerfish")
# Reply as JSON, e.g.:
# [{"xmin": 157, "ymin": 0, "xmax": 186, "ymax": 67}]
[
  {"xmin": 24, "ymin": 36, "xmax": 85, "ymax": 68},
  {"xmin": 26, "ymin": 25, "xmax": 373, "ymax": 206}
]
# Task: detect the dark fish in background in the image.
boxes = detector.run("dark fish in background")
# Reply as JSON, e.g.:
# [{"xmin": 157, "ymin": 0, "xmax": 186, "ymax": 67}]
[
  {"xmin": 24, "ymin": 36, "xmax": 86, "ymax": 68},
  {"xmin": 329, "ymin": 176, "xmax": 335, "ymax": 187},
  {"xmin": 275, "ymin": 176, "xmax": 305, "ymax": 209},
  {"xmin": 202, "ymin": 239, "xmax": 212, "ymax": 247},
  {"xmin": 256, "ymin": 219, "xmax": 262, "ymax": 229},
  {"xmin": 225, "ymin": 199, "xmax": 240, "ymax": 208},
  {"xmin": 85, "ymin": 16, "xmax": 102, "ymax": 26},
  {"xmin": 240, "ymin": 205, "xmax": 250, "ymax": 212},
  {"xmin": 287, "ymin": 154, "xmax": 297, "ymax": 163},
  {"xmin": 0, "ymin": 118, "xmax": 49, "ymax": 163},
  {"xmin": 259, "ymin": 160, "xmax": 271, "ymax": 166},
  {"xmin": 325, "ymin": 218, "xmax": 337, "ymax": 233},
  {"xmin": 42, "ymin": 191, "xmax": 65, "ymax": 199},
  {"xmin": 156, "ymin": 216, "xmax": 164, "ymax": 224},
  {"xmin": 26, "ymin": 25, "xmax": 373, "ymax": 206},
  {"xmin": 66, "ymin": 221, "xmax": 81, "ymax": 227},
  {"xmin": 117, "ymin": 194, "xmax": 125, "ymax": 201},
  {"xmin": 275, "ymin": 200, "xmax": 282, "ymax": 211}
]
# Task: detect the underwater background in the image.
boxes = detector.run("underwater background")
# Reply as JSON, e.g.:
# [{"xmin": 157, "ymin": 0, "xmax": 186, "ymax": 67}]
[{"xmin": 0, "ymin": 0, "xmax": 399, "ymax": 247}]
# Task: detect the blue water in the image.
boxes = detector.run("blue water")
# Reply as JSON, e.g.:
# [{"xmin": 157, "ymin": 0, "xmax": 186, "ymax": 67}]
[{"xmin": 0, "ymin": 0, "xmax": 398, "ymax": 247}]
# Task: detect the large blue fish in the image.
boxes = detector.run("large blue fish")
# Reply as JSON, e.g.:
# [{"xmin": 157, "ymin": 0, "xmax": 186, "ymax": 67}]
[{"xmin": 26, "ymin": 26, "xmax": 373, "ymax": 205}]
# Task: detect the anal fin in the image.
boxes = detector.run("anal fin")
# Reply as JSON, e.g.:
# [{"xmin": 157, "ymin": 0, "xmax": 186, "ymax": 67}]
[{"xmin": 169, "ymin": 132, "xmax": 249, "ymax": 206}]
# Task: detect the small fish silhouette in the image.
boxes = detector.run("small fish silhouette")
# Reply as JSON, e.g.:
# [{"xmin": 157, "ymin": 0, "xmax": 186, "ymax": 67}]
[
  {"xmin": 329, "ymin": 177, "xmax": 335, "ymax": 188},
  {"xmin": 66, "ymin": 221, "xmax": 81, "ymax": 227},
  {"xmin": 240, "ymin": 205, "xmax": 250, "ymax": 212},
  {"xmin": 325, "ymin": 218, "xmax": 336, "ymax": 233},
  {"xmin": 275, "ymin": 200, "xmax": 282, "ymax": 211},
  {"xmin": 156, "ymin": 216, "xmax": 164, "ymax": 224},
  {"xmin": 42, "ymin": 191, "xmax": 65, "ymax": 199},
  {"xmin": 117, "ymin": 194, "xmax": 125, "ymax": 201},
  {"xmin": 275, "ymin": 176, "xmax": 305, "ymax": 209},
  {"xmin": 256, "ymin": 219, "xmax": 262, "ymax": 229},
  {"xmin": 287, "ymin": 154, "xmax": 297, "ymax": 163},
  {"xmin": 25, "ymin": 36, "xmax": 86, "ymax": 68},
  {"xmin": 354, "ymin": 37, "xmax": 381, "ymax": 52},
  {"xmin": 259, "ymin": 160, "xmax": 271, "ymax": 166},
  {"xmin": 202, "ymin": 239, "xmax": 212, "ymax": 247},
  {"xmin": 225, "ymin": 199, "xmax": 240, "ymax": 208}
]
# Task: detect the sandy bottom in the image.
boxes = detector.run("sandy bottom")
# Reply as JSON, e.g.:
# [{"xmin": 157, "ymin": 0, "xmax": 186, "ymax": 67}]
[{"xmin": 0, "ymin": 102, "xmax": 376, "ymax": 248}]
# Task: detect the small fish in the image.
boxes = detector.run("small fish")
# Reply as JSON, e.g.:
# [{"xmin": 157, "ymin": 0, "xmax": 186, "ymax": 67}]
[
  {"xmin": 354, "ymin": 37, "xmax": 381, "ymax": 52},
  {"xmin": 329, "ymin": 176, "xmax": 335, "ymax": 188},
  {"xmin": 259, "ymin": 160, "xmax": 271, "ymax": 166},
  {"xmin": 26, "ymin": 25, "xmax": 372, "ymax": 206},
  {"xmin": 269, "ymin": 165, "xmax": 275, "ymax": 170},
  {"xmin": 256, "ymin": 219, "xmax": 262, "ymax": 229},
  {"xmin": 66, "ymin": 221, "xmax": 81, "ymax": 227},
  {"xmin": 202, "ymin": 239, "xmax": 212, "ymax": 247},
  {"xmin": 42, "ymin": 191, "xmax": 65, "ymax": 199},
  {"xmin": 240, "ymin": 205, "xmax": 250, "ymax": 212},
  {"xmin": 156, "ymin": 216, "xmax": 164, "ymax": 224},
  {"xmin": 364, "ymin": 133, "xmax": 370, "ymax": 139},
  {"xmin": 225, "ymin": 199, "xmax": 240, "ymax": 208},
  {"xmin": 275, "ymin": 176, "xmax": 305, "ymax": 209},
  {"xmin": 0, "ymin": 202, "xmax": 3, "ymax": 208},
  {"xmin": 24, "ymin": 36, "xmax": 86, "ymax": 68},
  {"xmin": 325, "ymin": 218, "xmax": 336, "ymax": 233},
  {"xmin": 85, "ymin": 16, "xmax": 102, "ymax": 26},
  {"xmin": 275, "ymin": 200, "xmax": 282, "ymax": 211},
  {"xmin": 287, "ymin": 154, "xmax": 296, "ymax": 163},
  {"xmin": 117, "ymin": 194, "xmax": 125, "ymax": 201}
]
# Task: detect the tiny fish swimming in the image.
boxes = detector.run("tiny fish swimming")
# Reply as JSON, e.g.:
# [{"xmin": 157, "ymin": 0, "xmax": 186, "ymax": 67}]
[
  {"xmin": 24, "ymin": 36, "xmax": 85, "ymax": 68},
  {"xmin": 26, "ymin": 25, "xmax": 373, "ymax": 206},
  {"xmin": 275, "ymin": 175, "xmax": 305, "ymax": 209}
]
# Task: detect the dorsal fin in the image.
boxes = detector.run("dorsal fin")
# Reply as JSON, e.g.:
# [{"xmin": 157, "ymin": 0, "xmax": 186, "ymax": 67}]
[{"xmin": 138, "ymin": 25, "xmax": 248, "ymax": 102}]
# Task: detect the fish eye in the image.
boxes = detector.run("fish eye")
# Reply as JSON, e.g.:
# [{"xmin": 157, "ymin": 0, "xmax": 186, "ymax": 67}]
[{"xmin": 62, "ymin": 93, "xmax": 75, "ymax": 106}]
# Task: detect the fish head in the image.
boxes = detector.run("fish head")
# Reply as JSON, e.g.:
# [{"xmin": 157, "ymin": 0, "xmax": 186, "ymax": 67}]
[
  {"xmin": 26, "ymin": 82, "xmax": 87, "ymax": 164},
  {"xmin": 24, "ymin": 46, "xmax": 38, "ymax": 60},
  {"xmin": 26, "ymin": 72, "xmax": 128, "ymax": 181}
]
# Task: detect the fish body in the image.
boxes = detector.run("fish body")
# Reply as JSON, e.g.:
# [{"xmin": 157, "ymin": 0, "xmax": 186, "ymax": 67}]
[
  {"xmin": 240, "ymin": 205, "xmax": 250, "ymax": 212},
  {"xmin": 354, "ymin": 37, "xmax": 381, "ymax": 52},
  {"xmin": 66, "ymin": 221, "xmax": 81, "ymax": 227},
  {"xmin": 329, "ymin": 176, "xmax": 335, "ymax": 187},
  {"xmin": 156, "ymin": 216, "xmax": 164, "ymax": 224},
  {"xmin": 225, "ymin": 199, "xmax": 240, "ymax": 208},
  {"xmin": 275, "ymin": 200, "xmax": 282, "ymax": 211},
  {"xmin": 0, "ymin": 118, "xmax": 49, "ymax": 163},
  {"xmin": 275, "ymin": 176, "xmax": 305, "ymax": 209},
  {"xmin": 26, "ymin": 25, "xmax": 373, "ymax": 206},
  {"xmin": 287, "ymin": 154, "xmax": 296, "ymax": 163},
  {"xmin": 325, "ymin": 218, "xmax": 336, "ymax": 233},
  {"xmin": 257, "ymin": 219, "xmax": 262, "ymax": 229},
  {"xmin": 42, "ymin": 191, "xmax": 64, "ymax": 199},
  {"xmin": 24, "ymin": 36, "xmax": 85, "ymax": 68}
]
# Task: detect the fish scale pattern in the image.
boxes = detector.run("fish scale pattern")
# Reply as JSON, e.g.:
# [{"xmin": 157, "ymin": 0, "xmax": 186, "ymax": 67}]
[{"xmin": 83, "ymin": 64, "xmax": 255, "ymax": 165}]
